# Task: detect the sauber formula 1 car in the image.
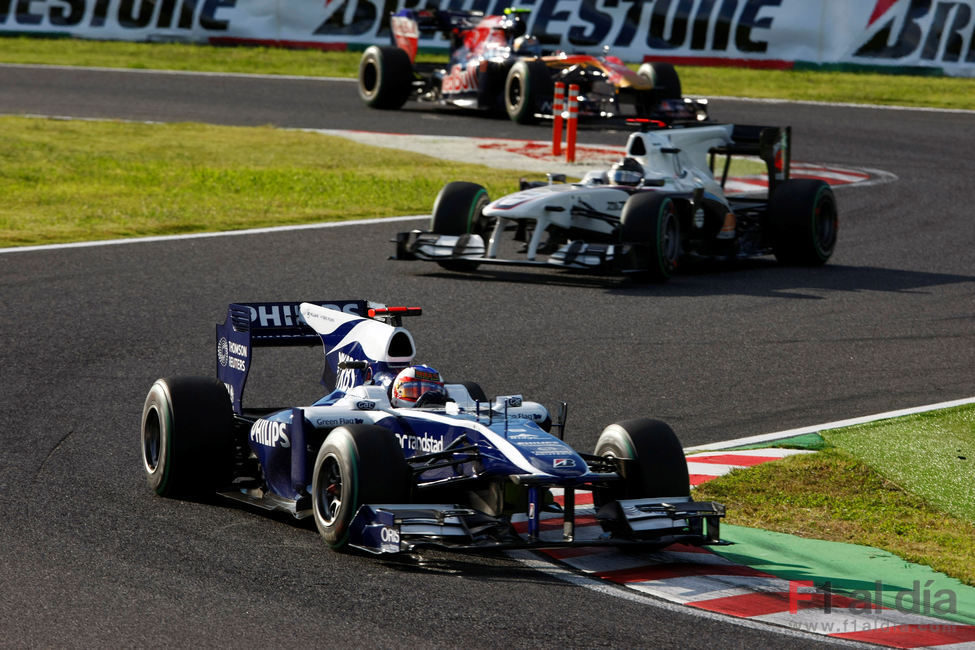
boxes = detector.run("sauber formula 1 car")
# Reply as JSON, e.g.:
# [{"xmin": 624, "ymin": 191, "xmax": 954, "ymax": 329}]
[
  {"xmin": 358, "ymin": 7, "xmax": 708, "ymax": 124},
  {"xmin": 393, "ymin": 121, "xmax": 839, "ymax": 282},
  {"xmin": 141, "ymin": 301, "xmax": 724, "ymax": 554}
]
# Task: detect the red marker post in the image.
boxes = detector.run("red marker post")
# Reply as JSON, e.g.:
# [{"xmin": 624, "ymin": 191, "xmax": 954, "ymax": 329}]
[
  {"xmin": 566, "ymin": 84, "xmax": 579, "ymax": 163},
  {"xmin": 552, "ymin": 82, "xmax": 565, "ymax": 156}
]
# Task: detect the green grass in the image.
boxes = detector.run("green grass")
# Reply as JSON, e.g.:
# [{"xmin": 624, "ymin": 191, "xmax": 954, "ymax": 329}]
[
  {"xmin": 694, "ymin": 403, "xmax": 975, "ymax": 586},
  {"xmin": 0, "ymin": 35, "xmax": 447, "ymax": 78},
  {"xmin": 2, "ymin": 35, "xmax": 975, "ymax": 110},
  {"xmin": 0, "ymin": 35, "xmax": 362, "ymax": 77},
  {"xmin": 0, "ymin": 117, "xmax": 530, "ymax": 246},
  {"xmin": 824, "ymin": 406, "xmax": 975, "ymax": 523},
  {"xmin": 680, "ymin": 66, "xmax": 975, "ymax": 110},
  {"xmin": 0, "ymin": 115, "xmax": 764, "ymax": 248}
]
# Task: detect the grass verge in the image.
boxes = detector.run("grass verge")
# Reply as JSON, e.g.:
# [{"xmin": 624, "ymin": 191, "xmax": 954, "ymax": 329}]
[
  {"xmin": 2, "ymin": 35, "xmax": 975, "ymax": 111},
  {"xmin": 693, "ymin": 403, "xmax": 975, "ymax": 587},
  {"xmin": 825, "ymin": 405, "xmax": 975, "ymax": 523},
  {"xmin": 0, "ymin": 116, "xmax": 531, "ymax": 247},
  {"xmin": 0, "ymin": 114, "xmax": 766, "ymax": 248}
]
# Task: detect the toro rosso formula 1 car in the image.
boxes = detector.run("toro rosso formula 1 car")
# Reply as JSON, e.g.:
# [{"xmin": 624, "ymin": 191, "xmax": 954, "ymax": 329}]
[
  {"xmin": 141, "ymin": 300, "xmax": 724, "ymax": 555},
  {"xmin": 358, "ymin": 7, "xmax": 708, "ymax": 124},
  {"xmin": 393, "ymin": 121, "xmax": 839, "ymax": 282}
]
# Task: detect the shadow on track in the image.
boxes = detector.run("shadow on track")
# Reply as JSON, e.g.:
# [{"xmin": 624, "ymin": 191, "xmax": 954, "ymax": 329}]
[{"xmin": 403, "ymin": 261, "xmax": 975, "ymax": 300}]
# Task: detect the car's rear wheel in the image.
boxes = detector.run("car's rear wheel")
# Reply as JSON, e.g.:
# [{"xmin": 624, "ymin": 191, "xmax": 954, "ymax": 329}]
[
  {"xmin": 504, "ymin": 59, "xmax": 552, "ymax": 124},
  {"xmin": 620, "ymin": 192, "xmax": 680, "ymax": 282},
  {"xmin": 592, "ymin": 418, "xmax": 690, "ymax": 508},
  {"xmin": 769, "ymin": 179, "xmax": 838, "ymax": 265},
  {"xmin": 430, "ymin": 181, "xmax": 490, "ymax": 272},
  {"xmin": 477, "ymin": 61, "xmax": 508, "ymax": 115},
  {"xmin": 358, "ymin": 45, "xmax": 413, "ymax": 109},
  {"xmin": 141, "ymin": 376, "xmax": 233, "ymax": 498},
  {"xmin": 312, "ymin": 425, "xmax": 410, "ymax": 551}
]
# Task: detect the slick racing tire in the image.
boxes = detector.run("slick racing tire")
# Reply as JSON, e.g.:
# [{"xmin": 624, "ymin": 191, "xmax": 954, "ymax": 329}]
[
  {"xmin": 460, "ymin": 381, "xmax": 488, "ymax": 403},
  {"xmin": 768, "ymin": 179, "xmax": 838, "ymax": 266},
  {"xmin": 477, "ymin": 61, "xmax": 508, "ymax": 115},
  {"xmin": 358, "ymin": 45, "xmax": 413, "ymax": 109},
  {"xmin": 312, "ymin": 425, "xmax": 410, "ymax": 551},
  {"xmin": 620, "ymin": 192, "xmax": 681, "ymax": 282},
  {"xmin": 430, "ymin": 181, "xmax": 491, "ymax": 272},
  {"xmin": 636, "ymin": 62, "xmax": 682, "ymax": 100},
  {"xmin": 431, "ymin": 181, "xmax": 490, "ymax": 235},
  {"xmin": 504, "ymin": 59, "xmax": 553, "ymax": 124},
  {"xmin": 592, "ymin": 418, "xmax": 690, "ymax": 509},
  {"xmin": 141, "ymin": 376, "xmax": 233, "ymax": 498}
]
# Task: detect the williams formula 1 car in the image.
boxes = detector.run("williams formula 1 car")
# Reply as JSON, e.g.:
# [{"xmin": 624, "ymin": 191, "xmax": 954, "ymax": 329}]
[
  {"xmin": 141, "ymin": 300, "xmax": 724, "ymax": 554},
  {"xmin": 358, "ymin": 7, "xmax": 708, "ymax": 124},
  {"xmin": 393, "ymin": 121, "xmax": 839, "ymax": 282}
]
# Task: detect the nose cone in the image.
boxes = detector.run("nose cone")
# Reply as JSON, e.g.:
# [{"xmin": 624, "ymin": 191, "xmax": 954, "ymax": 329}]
[
  {"xmin": 508, "ymin": 432, "xmax": 589, "ymax": 478},
  {"xmin": 526, "ymin": 449, "xmax": 589, "ymax": 477},
  {"xmin": 484, "ymin": 184, "xmax": 573, "ymax": 218}
]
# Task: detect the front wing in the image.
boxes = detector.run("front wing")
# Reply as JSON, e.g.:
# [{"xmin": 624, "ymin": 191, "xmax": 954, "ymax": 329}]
[
  {"xmin": 347, "ymin": 496, "xmax": 725, "ymax": 555},
  {"xmin": 393, "ymin": 231, "xmax": 628, "ymax": 272}
]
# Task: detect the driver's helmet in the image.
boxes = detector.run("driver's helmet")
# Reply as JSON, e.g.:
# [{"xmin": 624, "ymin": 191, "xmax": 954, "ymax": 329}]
[
  {"xmin": 501, "ymin": 13, "xmax": 527, "ymax": 39},
  {"xmin": 513, "ymin": 36, "xmax": 541, "ymax": 56},
  {"xmin": 609, "ymin": 157, "xmax": 645, "ymax": 186},
  {"xmin": 391, "ymin": 365, "xmax": 444, "ymax": 408}
]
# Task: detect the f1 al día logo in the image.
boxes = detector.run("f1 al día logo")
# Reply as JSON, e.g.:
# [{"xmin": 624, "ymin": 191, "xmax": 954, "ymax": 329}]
[{"xmin": 855, "ymin": 0, "xmax": 975, "ymax": 63}]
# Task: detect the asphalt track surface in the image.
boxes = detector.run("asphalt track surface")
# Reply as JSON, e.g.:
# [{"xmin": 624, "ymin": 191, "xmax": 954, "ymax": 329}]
[{"xmin": 1, "ymin": 65, "xmax": 973, "ymax": 647}]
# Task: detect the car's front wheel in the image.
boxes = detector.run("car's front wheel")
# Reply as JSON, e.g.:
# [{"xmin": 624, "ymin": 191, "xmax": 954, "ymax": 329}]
[
  {"xmin": 504, "ymin": 59, "xmax": 552, "ymax": 124},
  {"xmin": 459, "ymin": 381, "xmax": 488, "ymax": 403},
  {"xmin": 312, "ymin": 425, "xmax": 410, "ymax": 551},
  {"xmin": 431, "ymin": 181, "xmax": 490, "ymax": 235},
  {"xmin": 141, "ymin": 376, "xmax": 233, "ymax": 498},
  {"xmin": 620, "ymin": 192, "xmax": 681, "ymax": 282},
  {"xmin": 430, "ymin": 181, "xmax": 491, "ymax": 272},
  {"xmin": 592, "ymin": 417, "xmax": 690, "ymax": 508}
]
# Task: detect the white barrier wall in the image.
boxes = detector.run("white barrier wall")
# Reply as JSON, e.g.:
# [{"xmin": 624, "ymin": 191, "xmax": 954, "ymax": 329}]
[{"xmin": 2, "ymin": 0, "xmax": 973, "ymax": 76}]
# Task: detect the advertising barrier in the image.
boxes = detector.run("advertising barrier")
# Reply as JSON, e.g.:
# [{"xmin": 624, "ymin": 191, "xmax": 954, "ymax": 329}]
[{"xmin": 1, "ymin": 0, "xmax": 973, "ymax": 77}]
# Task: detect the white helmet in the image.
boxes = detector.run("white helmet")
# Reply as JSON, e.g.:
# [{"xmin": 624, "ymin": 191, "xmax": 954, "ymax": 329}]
[
  {"xmin": 609, "ymin": 157, "xmax": 645, "ymax": 186},
  {"xmin": 391, "ymin": 365, "xmax": 445, "ymax": 408}
]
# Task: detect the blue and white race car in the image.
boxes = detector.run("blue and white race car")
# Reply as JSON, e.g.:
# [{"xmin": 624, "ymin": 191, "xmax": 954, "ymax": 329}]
[{"xmin": 141, "ymin": 300, "xmax": 724, "ymax": 554}]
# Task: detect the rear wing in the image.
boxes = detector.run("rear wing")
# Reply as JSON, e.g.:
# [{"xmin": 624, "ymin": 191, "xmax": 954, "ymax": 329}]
[
  {"xmin": 711, "ymin": 124, "xmax": 791, "ymax": 195},
  {"xmin": 390, "ymin": 9, "xmax": 479, "ymax": 61},
  {"xmin": 216, "ymin": 301, "xmax": 366, "ymax": 413},
  {"xmin": 390, "ymin": 8, "xmax": 516, "ymax": 61},
  {"xmin": 216, "ymin": 301, "xmax": 421, "ymax": 414}
]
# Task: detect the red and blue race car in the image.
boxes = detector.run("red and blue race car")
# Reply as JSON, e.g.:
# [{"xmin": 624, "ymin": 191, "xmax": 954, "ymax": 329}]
[{"xmin": 357, "ymin": 7, "xmax": 708, "ymax": 124}]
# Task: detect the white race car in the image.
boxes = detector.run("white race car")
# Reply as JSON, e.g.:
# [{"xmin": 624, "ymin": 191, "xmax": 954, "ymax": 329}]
[{"xmin": 393, "ymin": 122, "xmax": 838, "ymax": 281}]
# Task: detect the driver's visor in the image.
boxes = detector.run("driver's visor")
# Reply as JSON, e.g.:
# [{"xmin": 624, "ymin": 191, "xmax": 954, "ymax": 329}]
[{"xmin": 398, "ymin": 380, "xmax": 444, "ymax": 402}]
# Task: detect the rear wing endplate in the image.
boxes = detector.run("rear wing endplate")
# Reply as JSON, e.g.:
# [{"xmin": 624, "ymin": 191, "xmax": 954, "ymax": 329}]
[
  {"xmin": 711, "ymin": 124, "xmax": 791, "ymax": 195},
  {"xmin": 215, "ymin": 301, "xmax": 367, "ymax": 413}
]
